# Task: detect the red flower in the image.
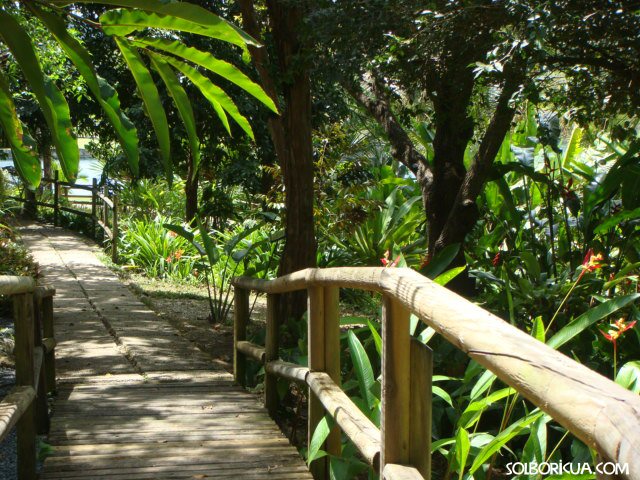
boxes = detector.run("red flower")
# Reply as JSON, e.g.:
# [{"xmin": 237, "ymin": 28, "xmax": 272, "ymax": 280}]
[
  {"xmin": 581, "ymin": 249, "xmax": 603, "ymax": 273},
  {"xmin": 380, "ymin": 250, "xmax": 401, "ymax": 268},
  {"xmin": 601, "ymin": 318, "xmax": 637, "ymax": 344},
  {"xmin": 492, "ymin": 252, "xmax": 502, "ymax": 267}
]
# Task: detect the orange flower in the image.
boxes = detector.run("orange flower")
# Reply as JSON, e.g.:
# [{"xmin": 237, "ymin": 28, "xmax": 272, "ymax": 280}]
[
  {"xmin": 165, "ymin": 254, "xmax": 173, "ymax": 263},
  {"xmin": 174, "ymin": 249, "xmax": 183, "ymax": 260}
]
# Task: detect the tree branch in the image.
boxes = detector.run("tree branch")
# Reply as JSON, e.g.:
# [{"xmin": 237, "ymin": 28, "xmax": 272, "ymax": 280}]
[
  {"xmin": 435, "ymin": 61, "xmax": 525, "ymax": 250},
  {"xmin": 342, "ymin": 73, "xmax": 428, "ymax": 177}
]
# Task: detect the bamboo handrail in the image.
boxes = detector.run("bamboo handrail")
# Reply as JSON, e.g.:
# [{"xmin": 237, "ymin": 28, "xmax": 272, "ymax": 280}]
[
  {"xmin": 232, "ymin": 267, "xmax": 640, "ymax": 480},
  {"xmin": 0, "ymin": 275, "xmax": 57, "ymax": 480},
  {"xmin": 3, "ymin": 173, "xmax": 119, "ymax": 261}
]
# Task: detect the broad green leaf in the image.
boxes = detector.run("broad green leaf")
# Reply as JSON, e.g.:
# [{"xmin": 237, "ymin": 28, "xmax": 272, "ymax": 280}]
[
  {"xmin": 594, "ymin": 207, "xmax": 640, "ymax": 235},
  {"xmin": 422, "ymin": 243, "xmax": 461, "ymax": 279},
  {"xmin": 459, "ymin": 387, "xmax": 516, "ymax": 429},
  {"xmin": 560, "ymin": 126, "xmax": 583, "ymax": 168},
  {"xmin": 455, "ymin": 427, "xmax": 470, "ymax": 480},
  {"xmin": 547, "ymin": 294, "xmax": 640, "ymax": 350},
  {"xmin": 162, "ymin": 55, "xmax": 254, "ymax": 139},
  {"xmin": 469, "ymin": 411, "xmax": 544, "ymax": 474},
  {"xmin": 308, "ymin": 415, "xmax": 332, "ymax": 464},
  {"xmin": 195, "ymin": 216, "xmax": 220, "ymax": 266},
  {"xmin": 434, "ymin": 266, "xmax": 466, "ymax": 286},
  {"xmin": 522, "ymin": 415, "xmax": 549, "ymax": 465},
  {"xmin": 470, "ymin": 369, "xmax": 497, "ymax": 402},
  {"xmin": 433, "ymin": 386, "xmax": 453, "ymax": 407},
  {"xmin": 532, "ymin": 316, "xmax": 545, "ymax": 343},
  {"xmin": 0, "ymin": 72, "xmax": 40, "ymax": 187},
  {"xmin": 367, "ymin": 320, "xmax": 382, "ymax": 357},
  {"xmin": 347, "ymin": 330, "xmax": 377, "ymax": 411},
  {"xmin": 148, "ymin": 52, "xmax": 201, "ymax": 177},
  {"xmin": 115, "ymin": 37, "xmax": 171, "ymax": 178},
  {"xmin": 133, "ymin": 38, "xmax": 277, "ymax": 113},
  {"xmin": 616, "ymin": 361, "xmax": 640, "ymax": 394},
  {"xmin": 0, "ymin": 10, "xmax": 78, "ymax": 182},
  {"xmin": 93, "ymin": 1, "xmax": 257, "ymax": 49},
  {"xmin": 32, "ymin": 6, "xmax": 139, "ymax": 176}
]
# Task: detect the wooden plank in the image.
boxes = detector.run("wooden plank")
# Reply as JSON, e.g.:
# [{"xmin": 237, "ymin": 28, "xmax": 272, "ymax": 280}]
[
  {"xmin": 307, "ymin": 285, "xmax": 326, "ymax": 480},
  {"xmin": 383, "ymin": 463, "xmax": 424, "ymax": 480},
  {"xmin": 264, "ymin": 293, "xmax": 279, "ymax": 416},
  {"xmin": 381, "ymin": 296, "xmax": 411, "ymax": 471},
  {"xmin": 233, "ymin": 287, "xmax": 249, "ymax": 386},
  {"xmin": 410, "ymin": 339, "xmax": 432, "ymax": 479},
  {"xmin": 324, "ymin": 286, "xmax": 342, "ymax": 459}
]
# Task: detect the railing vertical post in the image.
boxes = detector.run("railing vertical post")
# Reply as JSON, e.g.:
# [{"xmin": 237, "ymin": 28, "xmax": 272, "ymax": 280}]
[
  {"xmin": 111, "ymin": 194, "xmax": 118, "ymax": 263},
  {"xmin": 91, "ymin": 178, "xmax": 98, "ymax": 240},
  {"xmin": 102, "ymin": 184, "xmax": 108, "ymax": 246},
  {"xmin": 42, "ymin": 295, "xmax": 56, "ymax": 394},
  {"xmin": 381, "ymin": 295, "xmax": 411, "ymax": 473},
  {"xmin": 32, "ymin": 295, "xmax": 49, "ymax": 435},
  {"xmin": 53, "ymin": 170, "xmax": 59, "ymax": 227},
  {"xmin": 308, "ymin": 286, "xmax": 327, "ymax": 480},
  {"xmin": 264, "ymin": 293, "xmax": 279, "ymax": 416},
  {"xmin": 410, "ymin": 339, "xmax": 432, "ymax": 479},
  {"xmin": 233, "ymin": 288, "xmax": 249, "ymax": 387},
  {"xmin": 323, "ymin": 286, "xmax": 341, "ymax": 459},
  {"xmin": 13, "ymin": 293, "xmax": 37, "ymax": 480}
]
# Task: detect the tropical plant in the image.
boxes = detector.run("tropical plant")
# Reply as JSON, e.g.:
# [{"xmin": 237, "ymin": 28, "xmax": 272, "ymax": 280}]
[
  {"xmin": 165, "ymin": 214, "xmax": 282, "ymax": 323},
  {"xmin": 0, "ymin": 0, "xmax": 277, "ymax": 188}
]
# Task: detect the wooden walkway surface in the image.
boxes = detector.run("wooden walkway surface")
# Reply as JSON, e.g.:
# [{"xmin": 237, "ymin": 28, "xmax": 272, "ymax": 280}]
[{"xmin": 19, "ymin": 224, "xmax": 312, "ymax": 479}]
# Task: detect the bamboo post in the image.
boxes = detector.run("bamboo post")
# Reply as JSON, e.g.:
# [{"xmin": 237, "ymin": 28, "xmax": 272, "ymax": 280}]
[
  {"xmin": 42, "ymin": 295, "xmax": 56, "ymax": 394},
  {"xmin": 233, "ymin": 288, "xmax": 249, "ymax": 386},
  {"xmin": 13, "ymin": 293, "xmax": 37, "ymax": 480},
  {"xmin": 381, "ymin": 295, "xmax": 411, "ymax": 472},
  {"xmin": 264, "ymin": 293, "xmax": 279, "ymax": 416},
  {"xmin": 91, "ymin": 178, "xmax": 97, "ymax": 240},
  {"xmin": 308, "ymin": 286, "xmax": 327, "ymax": 480},
  {"xmin": 410, "ymin": 339, "xmax": 432, "ymax": 479},
  {"xmin": 111, "ymin": 194, "xmax": 118, "ymax": 263},
  {"xmin": 323, "ymin": 286, "xmax": 341, "ymax": 459},
  {"xmin": 102, "ymin": 184, "xmax": 108, "ymax": 246},
  {"xmin": 53, "ymin": 170, "xmax": 59, "ymax": 227},
  {"xmin": 31, "ymin": 296, "xmax": 49, "ymax": 435}
]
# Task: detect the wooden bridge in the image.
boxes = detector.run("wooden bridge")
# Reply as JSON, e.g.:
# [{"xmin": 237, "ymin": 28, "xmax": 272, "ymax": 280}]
[{"xmin": 1, "ymin": 223, "xmax": 640, "ymax": 479}]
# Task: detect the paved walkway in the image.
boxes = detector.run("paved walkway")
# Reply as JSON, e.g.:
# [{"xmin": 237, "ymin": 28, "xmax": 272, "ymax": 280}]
[{"xmin": 19, "ymin": 224, "xmax": 311, "ymax": 479}]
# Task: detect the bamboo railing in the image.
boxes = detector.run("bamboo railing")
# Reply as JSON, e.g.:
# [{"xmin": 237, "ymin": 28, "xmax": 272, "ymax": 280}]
[
  {"xmin": 0, "ymin": 276, "xmax": 57, "ymax": 480},
  {"xmin": 5, "ymin": 172, "xmax": 119, "ymax": 262},
  {"xmin": 232, "ymin": 267, "xmax": 640, "ymax": 480}
]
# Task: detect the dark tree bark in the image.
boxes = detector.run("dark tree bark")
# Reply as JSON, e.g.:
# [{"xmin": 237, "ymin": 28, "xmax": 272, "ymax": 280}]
[
  {"xmin": 185, "ymin": 155, "xmax": 198, "ymax": 224},
  {"xmin": 239, "ymin": 0, "xmax": 316, "ymax": 320},
  {"xmin": 346, "ymin": 59, "xmax": 525, "ymax": 296}
]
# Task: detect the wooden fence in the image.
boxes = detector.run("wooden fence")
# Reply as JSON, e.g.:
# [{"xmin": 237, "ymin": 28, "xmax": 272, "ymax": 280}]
[
  {"xmin": 0, "ymin": 276, "xmax": 57, "ymax": 480},
  {"xmin": 232, "ymin": 267, "xmax": 640, "ymax": 480},
  {"xmin": 4, "ymin": 172, "xmax": 119, "ymax": 262}
]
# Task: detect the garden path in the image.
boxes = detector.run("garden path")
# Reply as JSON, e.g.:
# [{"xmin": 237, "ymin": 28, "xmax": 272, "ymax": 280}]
[{"xmin": 18, "ymin": 223, "xmax": 311, "ymax": 479}]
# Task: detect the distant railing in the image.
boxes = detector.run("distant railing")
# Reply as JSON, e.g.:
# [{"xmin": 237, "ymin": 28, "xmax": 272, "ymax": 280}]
[
  {"xmin": 4, "ymin": 172, "xmax": 119, "ymax": 262},
  {"xmin": 0, "ymin": 276, "xmax": 57, "ymax": 480},
  {"xmin": 232, "ymin": 267, "xmax": 640, "ymax": 480}
]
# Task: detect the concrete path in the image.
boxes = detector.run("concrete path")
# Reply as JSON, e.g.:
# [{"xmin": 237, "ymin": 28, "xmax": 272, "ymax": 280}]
[{"xmin": 19, "ymin": 224, "xmax": 311, "ymax": 479}]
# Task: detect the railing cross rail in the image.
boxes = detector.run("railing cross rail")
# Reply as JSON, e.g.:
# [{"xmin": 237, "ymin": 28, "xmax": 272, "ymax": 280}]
[{"xmin": 232, "ymin": 267, "xmax": 640, "ymax": 480}]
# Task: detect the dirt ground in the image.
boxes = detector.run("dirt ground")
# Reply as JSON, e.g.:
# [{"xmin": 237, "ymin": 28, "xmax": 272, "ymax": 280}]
[{"xmin": 123, "ymin": 275, "xmax": 267, "ymax": 372}]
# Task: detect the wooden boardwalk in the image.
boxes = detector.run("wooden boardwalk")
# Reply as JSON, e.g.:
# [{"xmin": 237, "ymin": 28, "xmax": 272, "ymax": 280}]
[{"xmin": 19, "ymin": 224, "xmax": 312, "ymax": 479}]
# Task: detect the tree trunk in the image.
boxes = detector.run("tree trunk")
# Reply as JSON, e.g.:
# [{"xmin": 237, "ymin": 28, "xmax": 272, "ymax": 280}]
[
  {"xmin": 185, "ymin": 155, "xmax": 198, "ymax": 225},
  {"xmin": 239, "ymin": 0, "xmax": 317, "ymax": 321}
]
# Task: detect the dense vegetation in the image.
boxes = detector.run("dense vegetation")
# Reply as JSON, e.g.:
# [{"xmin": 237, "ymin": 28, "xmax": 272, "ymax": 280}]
[{"xmin": 1, "ymin": 1, "xmax": 639, "ymax": 479}]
